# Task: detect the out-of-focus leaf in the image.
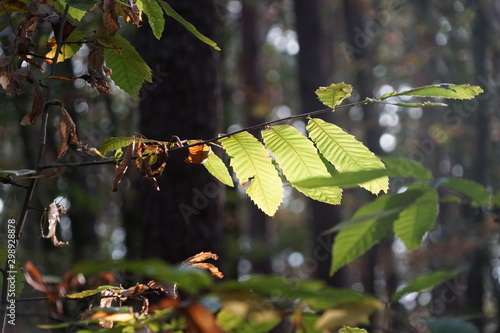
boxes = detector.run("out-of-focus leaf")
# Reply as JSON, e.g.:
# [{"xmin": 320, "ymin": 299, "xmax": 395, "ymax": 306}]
[
  {"xmin": 338, "ymin": 327, "xmax": 369, "ymax": 333},
  {"xmin": 156, "ymin": 0, "xmax": 220, "ymax": 51},
  {"xmin": 389, "ymin": 101, "xmax": 448, "ymax": 108},
  {"xmin": 379, "ymin": 84, "xmax": 483, "ymax": 101},
  {"xmin": 381, "ymin": 157, "xmax": 433, "ymax": 180},
  {"xmin": 262, "ymin": 125, "xmax": 342, "ymax": 205},
  {"xmin": 66, "ymin": 0, "xmax": 99, "ymax": 10},
  {"xmin": 439, "ymin": 178, "xmax": 490, "ymax": 207},
  {"xmin": 425, "ymin": 317, "xmax": 479, "ymax": 333},
  {"xmin": 186, "ymin": 304, "xmax": 224, "ymax": 333},
  {"xmin": 203, "ymin": 150, "xmax": 233, "ymax": 187},
  {"xmin": 73, "ymin": 259, "xmax": 212, "ymax": 294},
  {"xmin": 0, "ymin": 169, "xmax": 36, "ymax": 178},
  {"xmin": 86, "ymin": 306, "xmax": 134, "ymax": 321},
  {"xmin": 20, "ymin": 81, "xmax": 44, "ymax": 125},
  {"xmin": 307, "ymin": 118, "xmax": 387, "ymax": 194},
  {"xmin": 393, "ymin": 184, "xmax": 439, "ymax": 250},
  {"xmin": 315, "ymin": 82, "xmax": 352, "ymax": 108},
  {"xmin": 220, "ymin": 131, "xmax": 283, "ymax": 216},
  {"xmin": 391, "ymin": 270, "xmax": 459, "ymax": 302},
  {"xmin": 314, "ymin": 299, "xmax": 382, "ymax": 330}
]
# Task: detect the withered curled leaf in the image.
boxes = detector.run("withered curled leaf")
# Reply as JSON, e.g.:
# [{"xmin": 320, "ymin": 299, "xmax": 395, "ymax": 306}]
[
  {"xmin": 57, "ymin": 105, "xmax": 81, "ymax": 160},
  {"xmin": 41, "ymin": 201, "xmax": 69, "ymax": 247},
  {"xmin": 186, "ymin": 304, "xmax": 224, "ymax": 333},
  {"xmin": 185, "ymin": 143, "xmax": 210, "ymax": 164},
  {"xmin": 119, "ymin": 0, "xmax": 141, "ymax": 26},
  {"xmin": 86, "ymin": 39, "xmax": 111, "ymax": 93},
  {"xmin": 102, "ymin": 0, "xmax": 120, "ymax": 36},
  {"xmin": 113, "ymin": 137, "xmax": 135, "ymax": 191},
  {"xmin": 21, "ymin": 81, "xmax": 45, "ymax": 126},
  {"xmin": 181, "ymin": 252, "xmax": 224, "ymax": 279}
]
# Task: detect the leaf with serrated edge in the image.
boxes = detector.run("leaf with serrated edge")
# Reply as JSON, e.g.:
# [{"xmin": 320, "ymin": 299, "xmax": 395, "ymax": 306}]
[
  {"xmin": 315, "ymin": 82, "xmax": 352, "ymax": 108},
  {"xmin": 156, "ymin": 0, "xmax": 220, "ymax": 51},
  {"xmin": 331, "ymin": 194, "xmax": 395, "ymax": 275},
  {"xmin": 139, "ymin": 0, "xmax": 165, "ymax": 39},
  {"xmin": 262, "ymin": 125, "xmax": 342, "ymax": 205},
  {"xmin": 99, "ymin": 137, "xmax": 134, "ymax": 156},
  {"xmin": 391, "ymin": 270, "xmax": 459, "ymax": 302},
  {"xmin": 307, "ymin": 118, "xmax": 387, "ymax": 194},
  {"xmin": 203, "ymin": 150, "xmax": 234, "ymax": 187},
  {"xmin": 219, "ymin": 132, "xmax": 282, "ymax": 216},
  {"xmin": 96, "ymin": 33, "xmax": 152, "ymax": 98},
  {"xmin": 379, "ymin": 84, "xmax": 483, "ymax": 101},
  {"xmin": 393, "ymin": 184, "xmax": 439, "ymax": 250}
]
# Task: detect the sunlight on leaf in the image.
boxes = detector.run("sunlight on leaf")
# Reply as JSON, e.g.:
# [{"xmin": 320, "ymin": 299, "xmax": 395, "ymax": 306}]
[
  {"xmin": 379, "ymin": 84, "xmax": 483, "ymax": 101},
  {"xmin": 45, "ymin": 30, "xmax": 86, "ymax": 63},
  {"xmin": 314, "ymin": 299, "xmax": 381, "ymax": 331},
  {"xmin": 220, "ymin": 131, "xmax": 283, "ymax": 216},
  {"xmin": 315, "ymin": 82, "xmax": 352, "ymax": 109},
  {"xmin": 203, "ymin": 150, "xmax": 234, "ymax": 187},
  {"xmin": 307, "ymin": 118, "xmax": 388, "ymax": 194},
  {"xmin": 99, "ymin": 137, "xmax": 135, "ymax": 156},
  {"xmin": 262, "ymin": 125, "xmax": 342, "ymax": 205}
]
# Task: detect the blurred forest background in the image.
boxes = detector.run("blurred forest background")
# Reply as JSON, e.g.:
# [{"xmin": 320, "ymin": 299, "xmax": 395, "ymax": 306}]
[{"xmin": 1, "ymin": 0, "xmax": 500, "ymax": 331}]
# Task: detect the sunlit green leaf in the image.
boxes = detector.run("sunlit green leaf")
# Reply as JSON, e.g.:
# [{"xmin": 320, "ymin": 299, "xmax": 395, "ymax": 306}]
[
  {"xmin": 389, "ymin": 101, "xmax": 448, "ymax": 108},
  {"xmin": 307, "ymin": 118, "xmax": 388, "ymax": 194},
  {"xmin": 379, "ymin": 84, "xmax": 483, "ymax": 101},
  {"xmin": 393, "ymin": 184, "xmax": 439, "ymax": 250},
  {"xmin": 262, "ymin": 125, "xmax": 342, "ymax": 205},
  {"xmin": 48, "ymin": 0, "xmax": 87, "ymax": 20},
  {"xmin": 203, "ymin": 150, "xmax": 234, "ymax": 187},
  {"xmin": 439, "ymin": 178, "xmax": 490, "ymax": 207},
  {"xmin": 140, "ymin": 0, "xmax": 165, "ymax": 39},
  {"xmin": 315, "ymin": 82, "xmax": 352, "ymax": 109},
  {"xmin": 45, "ymin": 30, "xmax": 86, "ymax": 63},
  {"xmin": 391, "ymin": 270, "xmax": 459, "ymax": 302},
  {"xmin": 219, "ymin": 132, "xmax": 283, "ymax": 216},
  {"xmin": 156, "ymin": 0, "xmax": 220, "ymax": 50},
  {"xmin": 96, "ymin": 33, "xmax": 153, "ymax": 98}
]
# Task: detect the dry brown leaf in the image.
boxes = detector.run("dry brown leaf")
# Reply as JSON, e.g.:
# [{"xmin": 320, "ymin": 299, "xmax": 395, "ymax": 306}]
[
  {"xmin": 41, "ymin": 201, "xmax": 68, "ymax": 246},
  {"xmin": 185, "ymin": 143, "xmax": 210, "ymax": 164},
  {"xmin": 102, "ymin": 0, "xmax": 120, "ymax": 36},
  {"xmin": 183, "ymin": 251, "xmax": 219, "ymax": 264},
  {"xmin": 21, "ymin": 81, "xmax": 44, "ymax": 126},
  {"xmin": 119, "ymin": 0, "xmax": 141, "ymax": 26},
  {"xmin": 190, "ymin": 263, "xmax": 224, "ymax": 279},
  {"xmin": 86, "ymin": 39, "xmax": 111, "ymax": 93},
  {"xmin": 2, "ymin": 0, "xmax": 28, "ymax": 12},
  {"xmin": 186, "ymin": 304, "xmax": 224, "ymax": 333},
  {"xmin": 57, "ymin": 106, "xmax": 80, "ymax": 160},
  {"xmin": 113, "ymin": 137, "xmax": 135, "ymax": 191},
  {"xmin": 24, "ymin": 260, "xmax": 50, "ymax": 293}
]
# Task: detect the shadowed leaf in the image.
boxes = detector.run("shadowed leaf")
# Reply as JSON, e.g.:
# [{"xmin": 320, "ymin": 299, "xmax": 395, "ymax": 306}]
[{"xmin": 391, "ymin": 270, "xmax": 460, "ymax": 302}]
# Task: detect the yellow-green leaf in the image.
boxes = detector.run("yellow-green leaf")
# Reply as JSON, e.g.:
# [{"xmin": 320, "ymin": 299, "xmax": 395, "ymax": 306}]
[
  {"xmin": 262, "ymin": 125, "xmax": 342, "ymax": 205},
  {"xmin": 203, "ymin": 150, "xmax": 234, "ymax": 187},
  {"xmin": 219, "ymin": 132, "xmax": 283, "ymax": 216},
  {"xmin": 379, "ymin": 84, "xmax": 483, "ymax": 101},
  {"xmin": 307, "ymin": 118, "xmax": 388, "ymax": 194},
  {"xmin": 314, "ymin": 299, "xmax": 382, "ymax": 330},
  {"xmin": 95, "ymin": 33, "xmax": 153, "ymax": 98},
  {"xmin": 157, "ymin": 0, "xmax": 220, "ymax": 51},
  {"xmin": 393, "ymin": 184, "xmax": 439, "ymax": 250},
  {"xmin": 315, "ymin": 82, "xmax": 352, "ymax": 109},
  {"xmin": 45, "ymin": 30, "xmax": 86, "ymax": 63}
]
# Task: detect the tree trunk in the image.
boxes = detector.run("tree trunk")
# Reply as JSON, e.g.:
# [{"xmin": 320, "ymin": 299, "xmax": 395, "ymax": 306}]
[
  {"xmin": 136, "ymin": 0, "xmax": 224, "ymax": 265},
  {"xmin": 294, "ymin": 0, "xmax": 345, "ymax": 286}
]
